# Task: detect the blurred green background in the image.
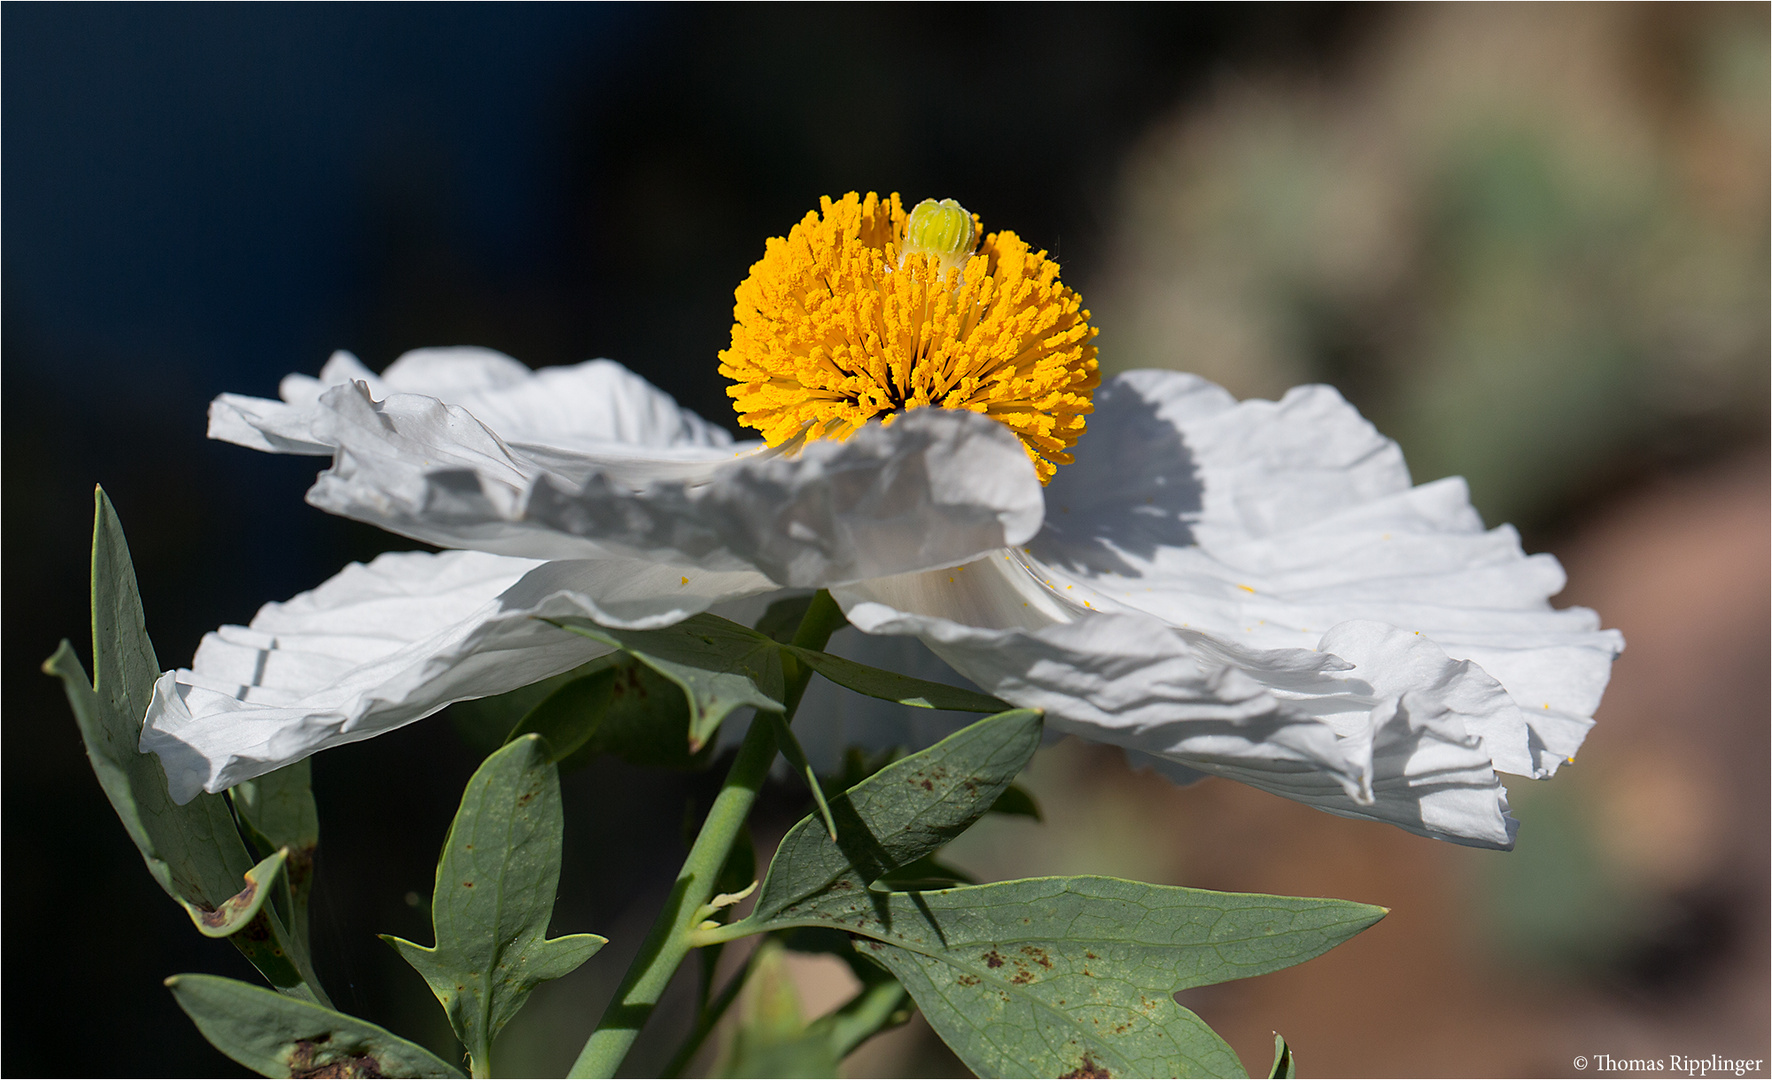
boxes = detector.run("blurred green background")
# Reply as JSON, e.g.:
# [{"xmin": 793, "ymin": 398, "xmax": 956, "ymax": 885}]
[{"xmin": 4, "ymin": 5, "xmax": 1765, "ymax": 1076}]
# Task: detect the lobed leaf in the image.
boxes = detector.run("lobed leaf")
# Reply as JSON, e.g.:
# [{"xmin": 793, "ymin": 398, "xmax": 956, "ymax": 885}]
[
  {"xmin": 750, "ymin": 708, "xmax": 1044, "ymax": 924},
  {"xmin": 45, "ymin": 487, "xmax": 324, "ymax": 1002},
  {"xmin": 848, "ymin": 879, "xmax": 1381, "ymax": 1079},
  {"xmin": 734, "ymin": 708, "xmax": 1385, "ymax": 1078},
  {"xmin": 167, "ymin": 973, "xmax": 463, "ymax": 1078},
  {"xmin": 384, "ymin": 735, "xmax": 605, "ymax": 1072}
]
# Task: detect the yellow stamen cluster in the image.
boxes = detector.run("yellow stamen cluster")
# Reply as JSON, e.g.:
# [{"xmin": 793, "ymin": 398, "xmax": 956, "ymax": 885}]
[{"xmin": 718, "ymin": 191, "xmax": 1099, "ymax": 483}]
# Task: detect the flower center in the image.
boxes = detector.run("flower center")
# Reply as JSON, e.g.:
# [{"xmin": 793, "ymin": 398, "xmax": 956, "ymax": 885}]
[{"xmin": 718, "ymin": 191, "xmax": 1099, "ymax": 484}]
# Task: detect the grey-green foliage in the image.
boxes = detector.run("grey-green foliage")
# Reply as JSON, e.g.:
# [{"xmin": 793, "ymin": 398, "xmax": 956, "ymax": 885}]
[
  {"xmin": 167, "ymin": 974, "xmax": 464, "ymax": 1079},
  {"xmin": 44, "ymin": 487, "xmax": 325, "ymax": 1003},
  {"xmin": 233, "ymin": 759, "xmax": 320, "ymax": 953},
  {"xmin": 751, "ymin": 709, "xmax": 1044, "ymax": 923},
  {"xmin": 550, "ymin": 614, "xmax": 786, "ymax": 751},
  {"xmin": 508, "ymin": 656, "xmax": 708, "ymax": 772},
  {"xmin": 783, "ymin": 644, "xmax": 1010, "ymax": 713},
  {"xmin": 1269, "ymin": 1034, "xmax": 1296, "ymax": 1079},
  {"xmin": 736, "ymin": 709, "xmax": 1386, "ymax": 1078},
  {"xmin": 385, "ymin": 735, "xmax": 606, "ymax": 1073},
  {"xmin": 858, "ymin": 880, "xmax": 1379, "ymax": 1079}
]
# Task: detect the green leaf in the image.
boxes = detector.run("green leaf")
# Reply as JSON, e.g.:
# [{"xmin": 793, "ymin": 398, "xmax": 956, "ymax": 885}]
[
  {"xmin": 181, "ymin": 848, "xmax": 284, "ymax": 938},
  {"xmin": 44, "ymin": 487, "xmax": 324, "ymax": 1003},
  {"xmin": 507, "ymin": 665, "xmax": 619, "ymax": 765},
  {"xmin": 509, "ymin": 658, "xmax": 712, "ymax": 772},
  {"xmin": 384, "ymin": 735, "xmax": 606, "ymax": 1073},
  {"xmin": 764, "ymin": 710, "xmax": 840, "ymax": 841},
  {"xmin": 874, "ymin": 852, "xmax": 976, "ymax": 891},
  {"xmin": 233, "ymin": 759, "xmax": 320, "ymax": 952},
  {"xmin": 779, "ymin": 878, "xmax": 1380, "ymax": 1079},
  {"xmin": 166, "ymin": 973, "xmax": 463, "ymax": 1078},
  {"xmin": 784, "ymin": 644, "xmax": 1010, "ymax": 713},
  {"xmin": 729, "ymin": 708, "xmax": 1386, "ymax": 1078},
  {"xmin": 450, "ymin": 658, "xmax": 615, "ymax": 755},
  {"xmin": 549, "ymin": 614, "xmax": 785, "ymax": 751},
  {"xmin": 1268, "ymin": 1034, "xmax": 1296, "ymax": 1079},
  {"xmin": 750, "ymin": 708, "xmax": 1044, "ymax": 923},
  {"xmin": 753, "ymin": 594, "xmax": 817, "ymax": 644}
]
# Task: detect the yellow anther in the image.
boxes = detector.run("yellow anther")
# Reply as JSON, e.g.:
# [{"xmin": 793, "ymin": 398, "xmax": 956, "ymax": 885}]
[{"xmin": 719, "ymin": 191, "xmax": 1099, "ymax": 484}]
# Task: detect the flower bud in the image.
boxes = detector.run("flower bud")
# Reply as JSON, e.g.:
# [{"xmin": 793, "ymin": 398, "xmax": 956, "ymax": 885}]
[{"xmin": 901, "ymin": 197, "xmax": 977, "ymax": 272}]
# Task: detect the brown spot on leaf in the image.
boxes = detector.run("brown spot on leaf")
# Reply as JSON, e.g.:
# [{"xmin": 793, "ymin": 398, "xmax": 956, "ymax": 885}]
[
  {"xmin": 982, "ymin": 950, "xmax": 1005, "ymax": 968},
  {"xmin": 1059, "ymin": 1053, "xmax": 1111, "ymax": 1078},
  {"xmin": 1010, "ymin": 970, "xmax": 1033, "ymax": 984},
  {"xmin": 1084, "ymin": 951, "xmax": 1098, "ymax": 960},
  {"xmin": 919, "ymin": 779, "xmax": 934, "ymax": 791},
  {"xmin": 461, "ymin": 881, "xmax": 475, "ymax": 888},
  {"xmin": 1020, "ymin": 945, "xmax": 1053, "ymax": 969},
  {"xmin": 292, "ymin": 1057, "xmax": 386, "ymax": 1079},
  {"xmin": 956, "ymin": 974, "xmax": 980, "ymax": 987},
  {"xmin": 287, "ymin": 1037, "xmax": 388, "ymax": 1078},
  {"xmin": 197, "ymin": 876, "xmax": 262, "ymax": 929}
]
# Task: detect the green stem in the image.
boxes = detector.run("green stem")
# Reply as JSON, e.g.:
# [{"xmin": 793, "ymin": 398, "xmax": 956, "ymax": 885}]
[{"xmin": 567, "ymin": 591, "xmax": 846, "ymax": 1079}]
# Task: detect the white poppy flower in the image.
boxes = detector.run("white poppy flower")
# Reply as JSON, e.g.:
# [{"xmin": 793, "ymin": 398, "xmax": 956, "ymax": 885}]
[
  {"xmin": 145, "ymin": 192, "xmax": 1621, "ymax": 849},
  {"xmin": 834, "ymin": 370, "xmax": 1623, "ymax": 848}
]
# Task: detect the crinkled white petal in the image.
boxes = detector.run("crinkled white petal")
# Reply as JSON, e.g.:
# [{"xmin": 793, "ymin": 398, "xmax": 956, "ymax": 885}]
[
  {"xmin": 140, "ymin": 549, "xmax": 781, "ymax": 802},
  {"xmin": 209, "ymin": 347, "xmax": 733, "ymax": 455},
  {"xmin": 1031, "ymin": 370, "xmax": 1622, "ymax": 778},
  {"xmin": 212, "ymin": 351, "xmax": 1046, "ymax": 588},
  {"xmin": 837, "ymin": 558, "xmax": 1517, "ymax": 847}
]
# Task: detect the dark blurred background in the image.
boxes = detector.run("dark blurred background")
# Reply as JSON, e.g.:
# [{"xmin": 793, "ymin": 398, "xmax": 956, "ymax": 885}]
[{"xmin": 4, "ymin": 4, "xmax": 1766, "ymax": 1077}]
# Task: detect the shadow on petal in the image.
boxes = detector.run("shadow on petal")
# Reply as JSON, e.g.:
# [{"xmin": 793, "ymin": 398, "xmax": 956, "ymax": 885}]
[{"xmin": 1032, "ymin": 377, "xmax": 1203, "ymax": 577}]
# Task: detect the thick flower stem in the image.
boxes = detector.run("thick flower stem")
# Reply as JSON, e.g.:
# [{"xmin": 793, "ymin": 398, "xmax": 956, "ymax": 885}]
[{"xmin": 567, "ymin": 591, "xmax": 846, "ymax": 1079}]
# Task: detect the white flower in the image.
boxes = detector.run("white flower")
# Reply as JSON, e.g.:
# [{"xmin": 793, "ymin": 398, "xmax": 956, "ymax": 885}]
[
  {"xmin": 144, "ymin": 346, "xmax": 1043, "ymax": 802},
  {"xmin": 834, "ymin": 371, "xmax": 1624, "ymax": 848},
  {"xmin": 146, "ymin": 347, "xmax": 1619, "ymax": 849}
]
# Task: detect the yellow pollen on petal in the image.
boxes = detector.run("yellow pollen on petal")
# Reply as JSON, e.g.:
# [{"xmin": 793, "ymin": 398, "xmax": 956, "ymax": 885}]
[{"xmin": 718, "ymin": 191, "xmax": 1100, "ymax": 484}]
